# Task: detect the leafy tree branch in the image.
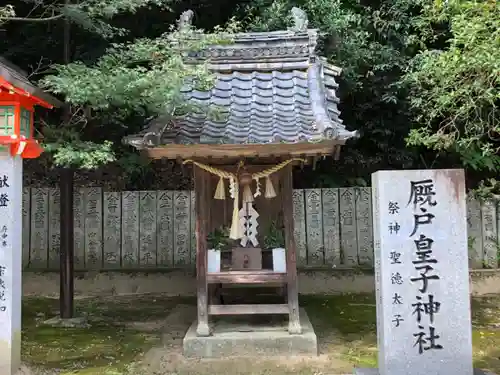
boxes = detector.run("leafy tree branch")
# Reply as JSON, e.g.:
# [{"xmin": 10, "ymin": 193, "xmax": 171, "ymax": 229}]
[
  {"xmin": 1, "ymin": 0, "xmax": 174, "ymax": 37},
  {"xmin": 405, "ymin": 0, "xmax": 500, "ymax": 173},
  {"xmin": 39, "ymin": 16, "xmax": 239, "ymax": 169}
]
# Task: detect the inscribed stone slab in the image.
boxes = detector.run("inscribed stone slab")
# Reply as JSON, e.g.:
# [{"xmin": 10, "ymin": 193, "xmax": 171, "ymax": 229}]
[
  {"xmin": 73, "ymin": 189, "xmax": 85, "ymax": 269},
  {"xmin": 47, "ymin": 188, "xmax": 61, "ymax": 269},
  {"xmin": 339, "ymin": 188, "xmax": 357, "ymax": 266},
  {"xmin": 355, "ymin": 187, "xmax": 374, "ymax": 266},
  {"xmin": 466, "ymin": 197, "xmax": 483, "ymax": 268},
  {"xmin": 322, "ymin": 188, "xmax": 340, "ymax": 266},
  {"xmin": 103, "ymin": 192, "xmax": 121, "ymax": 267},
  {"xmin": 0, "ymin": 151, "xmax": 23, "ymax": 375},
  {"xmin": 21, "ymin": 188, "xmax": 30, "ymax": 268},
  {"xmin": 292, "ymin": 189, "xmax": 307, "ymax": 266},
  {"xmin": 121, "ymin": 191, "xmax": 139, "ymax": 267},
  {"xmin": 139, "ymin": 191, "xmax": 157, "ymax": 266},
  {"xmin": 371, "ymin": 169, "xmax": 473, "ymax": 375},
  {"xmin": 84, "ymin": 187, "xmax": 103, "ymax": 268},
  {"xmin": 173, "ymin": 191, "xmax": 190, "ymax": 266},
  {"xmin": 305, "ymin": 189, "xmax": 324, "ymax": 266},
  {"xmin": 29, "ymin": 188, "xmax": 48, "ymax": 268},
  {"xmin": 481, "ymin": 200, "xmax": 497, "ymax": 268},
  {"xmin": 156, "ymin": 191, "xmax": 174, "ymax": 266}
]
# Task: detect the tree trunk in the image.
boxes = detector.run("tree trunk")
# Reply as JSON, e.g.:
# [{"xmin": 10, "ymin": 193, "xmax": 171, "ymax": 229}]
[
  {"xmin": 59, "ymin": 2, "xmax": 74, "ymax": 319},
  {"xmin": 59, "ymin": 167, "xmax": 74, "ymax": 318}
]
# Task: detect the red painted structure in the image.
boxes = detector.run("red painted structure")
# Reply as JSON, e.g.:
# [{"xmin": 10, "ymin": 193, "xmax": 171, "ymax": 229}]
[{"xmin": 0, "ymin": 58, "xmax": 61, "ymax": 158}]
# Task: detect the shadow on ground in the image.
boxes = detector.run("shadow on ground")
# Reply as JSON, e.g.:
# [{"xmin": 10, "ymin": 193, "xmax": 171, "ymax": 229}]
[{"xmin": 21, "ymin": 294, "xmax": 500, "ymax": 374}]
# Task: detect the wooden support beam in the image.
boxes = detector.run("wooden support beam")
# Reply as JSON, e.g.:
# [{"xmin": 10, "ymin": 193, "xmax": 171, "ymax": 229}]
[
  {"xmin": 208, "ymin": 304, "xmax": 289, "ymax": 315},
  {"xmin": 194, "ymin": 166, "xmax": 210, "ymax": 336},
  {"xmin": 144, "ymin": 140, "xmax": 344, "ymax": 161},
  {"xmin": 282, "ymin": 163, "xmax": 302, "ymax": 334},
  {"xmin": 207, "ymin": 271, "xmax": 287, "ymax": 284}
]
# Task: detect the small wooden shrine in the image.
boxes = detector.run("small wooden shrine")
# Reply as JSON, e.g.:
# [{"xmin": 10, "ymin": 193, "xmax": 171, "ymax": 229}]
[{"xmin": 124, "ymin": 8, "xmax": 359, "ymax": 337}]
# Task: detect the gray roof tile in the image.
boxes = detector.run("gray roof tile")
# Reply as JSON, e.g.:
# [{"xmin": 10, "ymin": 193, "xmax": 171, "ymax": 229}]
[{"xmin": 123, "ymin": 27, "xmax": 359, "ymax": 150}]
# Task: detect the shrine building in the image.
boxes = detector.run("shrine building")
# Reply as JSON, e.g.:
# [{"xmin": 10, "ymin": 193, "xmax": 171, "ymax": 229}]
[{"xmin": 124, "ymin": 8, "xmax": 360, "ymax": 357}]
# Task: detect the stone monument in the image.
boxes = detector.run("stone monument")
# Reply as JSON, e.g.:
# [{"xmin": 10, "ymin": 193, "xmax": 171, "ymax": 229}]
[
  {"xmin": 355, "ymin": 169, "xmax": 493, "ymax": 375},
  {"xmin": 0, "ymin": 151, "xmax": 23, "ymax": 375},
  {"xmin": 0, "ymin": 58, "xmax": 61, "ymax": 374}
]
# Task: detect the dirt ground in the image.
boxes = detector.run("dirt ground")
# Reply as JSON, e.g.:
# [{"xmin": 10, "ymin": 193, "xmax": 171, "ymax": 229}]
[{"xmin": 21, "ymin": 294, "xmax": 500, "ymax": 375}]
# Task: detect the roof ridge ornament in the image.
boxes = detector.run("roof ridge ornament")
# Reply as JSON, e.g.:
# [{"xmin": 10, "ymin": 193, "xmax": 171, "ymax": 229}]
[
  {"xmin": 289, "ymin": 7, "xmax": 308, "ymax": 33},
  {"xmin": 177, "ymin": 9, "xmax": 194, "ymax": 31}
]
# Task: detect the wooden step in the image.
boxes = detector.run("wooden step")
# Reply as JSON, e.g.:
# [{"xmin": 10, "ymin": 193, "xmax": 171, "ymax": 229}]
[
  {"xmin": 207, "ymin": 270, "xmax": 287, "ymax": 284},
  {"xmin": 208, "ymin": 303, "xmax": 289, "ymax": 315}
]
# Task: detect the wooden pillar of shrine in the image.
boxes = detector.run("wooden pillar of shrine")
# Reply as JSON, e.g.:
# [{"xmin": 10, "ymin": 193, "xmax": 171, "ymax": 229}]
[
  {"xmin": 194, "ymin": 165, "xmax": 210, "ymax": 336},
  {"xmin": 282, "ymin": 163, "xmax": 302, "ymax": 334}
]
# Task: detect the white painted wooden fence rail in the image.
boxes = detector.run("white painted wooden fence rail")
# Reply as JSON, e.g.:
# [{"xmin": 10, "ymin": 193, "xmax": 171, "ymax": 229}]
[{"xmin": 21, "ymin": 187, "xmax": 498, "ymax": 270}]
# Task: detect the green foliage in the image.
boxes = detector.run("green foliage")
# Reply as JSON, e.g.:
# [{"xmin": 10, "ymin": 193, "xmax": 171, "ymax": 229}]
[
  {"xmin": 73, "ymin": 0, "xmax": 173, "ymax": 19},
  {"xmin": 263, "ymin": 221, "xmax": 285, "ymax": 249},
  {"xmin": 1, "ymin": 0, "xmax": 174, "ymax": 37},
  {"xmin": 243, "ymin": 0, "xmax": 498, "ymax": 189},
  {"xmin": 38, "ymin": 121, "xmax": 114, "ymax": 169},
  {"xmin": 116, "ymin": 153, "xmax": 152, "ymax": 178},
  {"xmin": 240, "ymin": 0, "xmax": 427, "ymax": 184},
  {"xmin": 80, "ymin": 0, "xmax": 172, "ymax": 38},
  {"xmin": 241, "ymin": 0, "xmax": 421, "ymax": 89},
  {"xmin": 7, "ymin": 0, "xmax": 497, "ymax": 190},
  {"xmin": 467, "ymin": 178, "xmax": 500, "ymax": 202},
  {"xmin": 41, "ymin": 26, "xmax": 236, "ymax": 114},
  {"xmin": 405, "ymin": 0, "xmax": 500, "ymax": 173},
  {"xmin": 2, "ymin": 0, "xmax": 240, "ymax": 172},
  {"xmin": 39, "ymin": 17, "xmax": 239, "ymax": 169},
  {"xmin": 44, "ymin": 140, "xmax": 115, "ymax": 170},
  {"xmin": 207, "ymin": 226, "xmax": 231, "ymax": 251}
]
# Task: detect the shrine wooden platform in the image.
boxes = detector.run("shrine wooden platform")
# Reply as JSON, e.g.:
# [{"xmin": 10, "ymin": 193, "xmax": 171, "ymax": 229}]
[
  {"xmin": 207, "ymin": 270, "xmax": 286, "ymax": 285},
  {"xmin": 121, "ymin": 7, "xmax": 359, "ymax": 348},
  {"xmin": 193, "ymin": 161, "xmax": 302, "ymax": 336},
  {"xmin": 182, "ymin": 307, "xmax": 318, "ymax": 358},
  {"xmin": 207, "ymin": 270, "xmax": 288, "ymax": 316}
]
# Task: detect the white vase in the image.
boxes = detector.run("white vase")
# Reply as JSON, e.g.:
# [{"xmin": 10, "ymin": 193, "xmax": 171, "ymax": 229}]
[
  {"xmin": 272, "ymin": 248, "xmax": 286, "ymax": 272},
  {"xmin": 207, "ymin": 249, "xmax": 221, "ymax": 273}
]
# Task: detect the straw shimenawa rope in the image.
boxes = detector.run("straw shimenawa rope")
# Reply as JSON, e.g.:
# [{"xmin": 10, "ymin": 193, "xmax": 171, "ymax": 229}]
[
  {"xmin": 183, "ymin": 158, "xmax": 304, "ymax": 240},
  {"xmin": 252, "ymin": 158, "xmax": 304, "ymax": 198},
  {"xmin": 183, "ymin": 159, "xmax": 241, "ymax": 239}
]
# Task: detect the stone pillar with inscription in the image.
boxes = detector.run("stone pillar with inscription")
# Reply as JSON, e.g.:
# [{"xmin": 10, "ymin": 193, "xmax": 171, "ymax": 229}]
[
  {"xmin": 0, "ymin": 150, "xmax": 23, "ymax": 375},
  {"xmin": 355, "ymin": 169, "xmax": 493, "ymax": 375},
  {"xmin": 0, "ymin": 57, "xmax": 61, "ymax": 374}
]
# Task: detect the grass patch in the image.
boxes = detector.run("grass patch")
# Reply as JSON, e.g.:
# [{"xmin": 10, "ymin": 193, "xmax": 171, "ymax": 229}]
[
  {"xmin": 303, "ymin": 294, "xmax": 500, "ymax": 372},
  {"xmin": 21, "ymin": 294, "xmax": 500, "ymax": 374},
  {"xmin": 303, "ymin": 294, "xmax": 378, "ymax": 367},
  {"xmin": 22, "ymin": 295, "xmax": 191, "ymax": 374},
  {"xmin": 471, "ymin": 297, "xmax": 500, "ymax": 371}
]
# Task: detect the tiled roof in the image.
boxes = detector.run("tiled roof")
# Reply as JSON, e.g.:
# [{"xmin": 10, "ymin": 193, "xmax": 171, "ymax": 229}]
[
  {"xmin": 0, "ymin": 57, "xmax": 62, "ymax": 108},
  {"xmin": 123, "ymin": 10, "xmax": 359, "ymax": 151},
  {"xmin": 158, "ymin": 61, "xmax": 354, "ymax": 145}
]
